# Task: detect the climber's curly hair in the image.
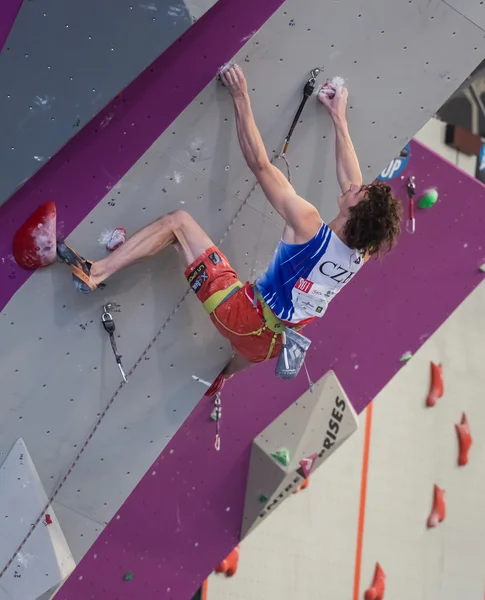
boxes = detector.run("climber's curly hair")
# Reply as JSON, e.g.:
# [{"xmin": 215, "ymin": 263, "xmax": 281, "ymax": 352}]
[{"xmin": 343, "ymin": 181, "xmax": 402, "ymax": 257}]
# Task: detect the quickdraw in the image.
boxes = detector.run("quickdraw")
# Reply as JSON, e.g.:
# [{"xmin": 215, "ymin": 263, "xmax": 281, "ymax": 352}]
[
  {"xmin": 193, "ymin": 374, "xmax": 223, "ymax": 451},
  {"xmin": 279, "ymin": 67, "xmax": 323, "ymax": 181},
  {"xmin": 211, "ymin": 392, "xmax": 222, "ymax": 451},
  {"xmin": 101, "ymin": 302, "xmax": 128, "ymax": 382},
  {"xmin": 406, "ymin": 175, "xmax": 416, "ymax": 234}
]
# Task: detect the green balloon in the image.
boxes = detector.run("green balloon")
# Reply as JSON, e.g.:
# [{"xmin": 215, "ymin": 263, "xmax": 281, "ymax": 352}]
[{"xmin": 418, "ymin": 188, "xmax": 438, "ymax": 209}]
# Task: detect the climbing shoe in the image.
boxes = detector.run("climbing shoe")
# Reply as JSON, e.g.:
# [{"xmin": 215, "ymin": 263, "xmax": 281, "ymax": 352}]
[{"xmin": 56, "ymin": 241, "xmax": 100, "ymax": 294}]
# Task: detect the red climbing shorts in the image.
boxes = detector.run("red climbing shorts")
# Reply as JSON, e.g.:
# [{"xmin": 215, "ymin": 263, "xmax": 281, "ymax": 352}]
[{"xmin": 184, "ymin": 246, "xmax": 283, "ymax": 363}]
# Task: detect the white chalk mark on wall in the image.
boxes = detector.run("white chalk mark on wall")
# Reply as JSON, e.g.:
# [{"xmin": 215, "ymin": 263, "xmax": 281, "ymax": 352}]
[
  {"xmin": 168, "ymin": 5, "xmax": 184, "ymax": 17},
  {"xmin": 139, "ymin": 3, "xmax": 157, "ymax": 10},
  {"xmin": 100, "ymin": 114, "xmax": 114, "ymax": 129}
]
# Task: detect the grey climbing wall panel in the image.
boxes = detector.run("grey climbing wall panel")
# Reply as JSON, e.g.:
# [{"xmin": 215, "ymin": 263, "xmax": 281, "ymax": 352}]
[
  {"xmin": 0, "ymin": 439, "xmax": 75, "ymax": 600},
  {"xmin": 0, "ymin": 0, "xmax": 219, "ymax": 206},
  {"xmin": 444, "ymin": 0, "xmax": 485, "ymax": 30},
  {"xmin": 1, "ymin": 0, "xmax": 485, "ymax": 572},
  {"xmin": 240, "ymin": 371, "xmax": 359, "ymax": 539}
]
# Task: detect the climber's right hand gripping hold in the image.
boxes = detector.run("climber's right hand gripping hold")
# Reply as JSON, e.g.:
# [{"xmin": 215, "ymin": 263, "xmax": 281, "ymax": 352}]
[{"xmin": 317, "ymin": 83, "xmax": 363, "ymax": 196}]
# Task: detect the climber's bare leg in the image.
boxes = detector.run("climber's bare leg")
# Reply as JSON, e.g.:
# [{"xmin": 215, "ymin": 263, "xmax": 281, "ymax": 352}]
[{"xmin": 90, "ymin": 210, "xmax": 214, "ymax": 286}]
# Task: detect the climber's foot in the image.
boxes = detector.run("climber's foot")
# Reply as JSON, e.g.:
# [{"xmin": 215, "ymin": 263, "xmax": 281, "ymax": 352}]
[{"xmin": 56, "ymin": 241, "xmax": 101, "ymax": 294}]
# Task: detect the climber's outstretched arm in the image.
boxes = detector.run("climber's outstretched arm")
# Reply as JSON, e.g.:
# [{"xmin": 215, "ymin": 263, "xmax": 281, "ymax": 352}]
[
  {"xmin": 221, "ymin": 65, "xmax": 321, "ymax": 243},
  {"xmin": 318, "ymin": 85, "xmax": 363, "ymax": 193}
]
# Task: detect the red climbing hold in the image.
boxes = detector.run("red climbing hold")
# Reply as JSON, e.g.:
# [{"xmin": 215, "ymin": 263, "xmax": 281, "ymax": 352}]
[
  {"xmin": 45, "ymin": 514, "xmax": 53, "ymax": 525},
  {"xmin": 427, "ymin": 484, "xmax": 446, "ymax": 528},
  {"xmin": 426, "ymin": 361, "xmax": 444, "ymax": 407},
  {"xmin": 364, "ymin": 562, "xmax": 385, "ymax": 600},
  {"xmin": 455, "ymin": 412, "xmax": 472, "ymax": 467},
  {"xmin": 215, "ymin": 545, "xmax": 240, "ymax": 577},
  {"xmin": 13, "ymin": 201, "xmax": 57, "ymax": 269}
]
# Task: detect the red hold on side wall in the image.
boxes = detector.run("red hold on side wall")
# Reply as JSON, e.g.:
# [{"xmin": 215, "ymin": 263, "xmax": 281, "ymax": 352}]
[
  {"xmin": 427, "ymin": 484, "xmax": 446, "ymax": 528},
  {"xmin": 455, "ymin": 412, "xmax": 472, "ymax": 467},
  {"xmin": 426, "ymin": 362, "xmax": 444, "ymax": 408},
  {"xmin": 215, "ymin": 546, "xmax": 240, "ymax": 578},
  {"xmin": 364, "ymin": 562, "xmax": 385, "ymax": 600}
]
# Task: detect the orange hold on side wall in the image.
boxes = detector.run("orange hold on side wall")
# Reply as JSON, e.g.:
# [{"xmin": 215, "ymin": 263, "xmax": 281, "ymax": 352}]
[
  {"xmin": 427, "ymin": 484, "xmax": 446, "ymax": 528},
  {"xmin": 426, "ymin": 362, "xmax": 444, "ymax": 408},
  {"xmin": 292, "ymin": 478, "xmax": 310, "ymax": 494},
  {"xmin": 215, "ymin": 545, "xmax": 240, "ymax": 578},
  {"xmin": 364, "ymin": 562, "xmax": 385, "ymax": 600},
  {"xmin": 455, "ymin": 412, "xmax": 472, "ymax": 467}
]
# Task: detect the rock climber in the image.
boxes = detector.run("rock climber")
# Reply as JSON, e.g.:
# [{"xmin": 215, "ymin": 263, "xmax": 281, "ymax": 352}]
[{"xmin": 57, "ymin": 64, "xmax": 402, "ymax": 394}]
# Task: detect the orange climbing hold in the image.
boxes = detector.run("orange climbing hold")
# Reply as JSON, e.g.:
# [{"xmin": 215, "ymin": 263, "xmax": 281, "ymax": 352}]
[
  {"xmin": 455, "ymin": 412, "xmax": 472, "ymax": 467},
  {"xmin": 426, "ymin": 361, "xmax": 444, "ymax": 407},
  {"xmin": 292, "ymin": 478, "xmax": 310, "ymax": 494},
  {"xmin": 364, "ymin": 562, "xmax": 385, "ymax": 600},
  {"xmin": 427, "ymin": 484, "xmax": 446, "ymax": 528},
  {"xmin": 215, "ymin": 545, "xmax": 240, "ymax": 577}
]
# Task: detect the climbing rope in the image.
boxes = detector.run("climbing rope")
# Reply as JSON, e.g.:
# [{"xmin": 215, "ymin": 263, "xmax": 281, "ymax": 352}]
[{"xmin": 1, "ymin": 69, "xmax": 319, "ymax": 577}]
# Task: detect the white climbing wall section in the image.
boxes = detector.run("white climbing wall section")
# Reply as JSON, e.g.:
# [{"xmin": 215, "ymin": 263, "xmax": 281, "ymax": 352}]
[
  {"xmin": 0, "ymin": 439, "xmax": 75, "ymax": 600},
  {"xmin": 241, "ymin": 371, "xmax": 359, "ymax": 538}
]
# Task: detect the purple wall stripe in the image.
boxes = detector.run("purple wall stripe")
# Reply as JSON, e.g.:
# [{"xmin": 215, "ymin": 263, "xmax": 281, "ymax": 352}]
[
  {"xmin": 0, "ymin": 0, "xmax": 285, "ymax": 312},
  {"xmin": 56, "ymin": 142, "xmax": 485, "ymax": 599},
  {"xmin": 0, "ymin": 0, "xmax": 23, "ymax": 52}
]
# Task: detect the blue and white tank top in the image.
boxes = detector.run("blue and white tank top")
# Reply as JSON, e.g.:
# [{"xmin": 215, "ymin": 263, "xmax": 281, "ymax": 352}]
[{"xmin": 256, "ymin": 222, "xmax": 364, "ymax": 324}]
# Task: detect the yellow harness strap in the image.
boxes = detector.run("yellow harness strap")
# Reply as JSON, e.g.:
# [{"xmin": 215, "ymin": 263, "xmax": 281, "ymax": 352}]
[
  {"xmin": 202, "ymin": 281, "xmax": 243, "ymax": 315},
  {"xmin": 253, "ymin": 287, "xmax": 286, "ymax": 334}
]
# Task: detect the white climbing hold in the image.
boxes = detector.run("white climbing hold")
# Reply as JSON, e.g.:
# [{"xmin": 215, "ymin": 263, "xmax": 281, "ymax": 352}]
[
  {"xmin": 192, "ymin": 375, "xmax": 211, "ymax": 387},
  {"xmin": 317, "ymin": 76, "xmax": 346, "ymax": 99}
]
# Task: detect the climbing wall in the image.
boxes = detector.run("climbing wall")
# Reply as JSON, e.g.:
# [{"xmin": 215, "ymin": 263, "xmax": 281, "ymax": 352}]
[
  {"xmin": 207, "ymin": 279, "xmax": 485, "ymax": 600},
  {"xmin": 0, "ymin": 439, "xmax": 75, "ymax": 600},
  {"xmin": 0, "ymin": 0, "xmax": 219, "ymax": 206},
  {"xmin": 207, "ymin": 140, "xmax": 485, "ymax": 599},
  {"xmin": 53, "ymin": 137, "xmax": 485, "ymax": 599},
  {"xmin": 0, "ymin": 0, "xmax": 485, "ymax": 598},
  {"xmin": 241, "ymin": 370, "xmax": 359, "ymax": 538}
]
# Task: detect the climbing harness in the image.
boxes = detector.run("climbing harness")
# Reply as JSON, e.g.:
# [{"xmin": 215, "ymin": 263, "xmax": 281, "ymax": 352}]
[
  {"xmin": 205, "ymin": 281, "xmax": 312, "ymax": 379},
  {"xmin": 101, "ymin": 302, "xmax": 128, "ymax": 382},
  {"xmin": 278, "ymin": 67, "xmax": 323, "ymax": 182},
  {"xmin": 406, "ymin": 176, "xmax": 416, "ymax": 234}
]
